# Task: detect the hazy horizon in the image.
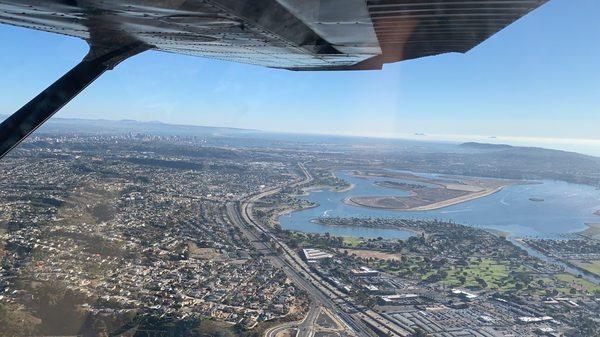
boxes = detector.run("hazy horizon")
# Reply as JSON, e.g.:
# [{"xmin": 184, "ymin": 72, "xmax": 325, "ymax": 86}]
[
  {"xmin": 9, "ymin": 114, "xmax": 600, "ymax": 157},
  {"xmin": 1, "ymin": 0, "xmax": 599, "ymax": 149}
]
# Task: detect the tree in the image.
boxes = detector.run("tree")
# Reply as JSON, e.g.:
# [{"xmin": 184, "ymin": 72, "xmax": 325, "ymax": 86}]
[{"xmin": 475, "ymin": 277, "xmax": 488, "ymax": 288}]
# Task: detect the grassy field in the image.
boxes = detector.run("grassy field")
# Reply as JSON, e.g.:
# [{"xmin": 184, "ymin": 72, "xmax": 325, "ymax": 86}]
[
  {"xmin": 554, "ymin": 273, "xmax": 600, "ymax": 294},
  {"xmin": 341, "ymin": 236, "xmax": 364, "ymax": 247},
  {"xmin": 432, "ymin": 258, "xmax": 600, "ymax": 295},
  {"xmin": 437, "ymin": 258, "xmax": 517, "ymax": 291},
  {"xmin": 571, "ymin": 260, "xmax": 600, "ymax": 276}
]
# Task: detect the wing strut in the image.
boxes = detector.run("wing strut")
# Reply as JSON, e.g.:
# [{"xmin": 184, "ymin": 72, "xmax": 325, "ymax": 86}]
[{"xmin": 0, "ymin": 43, "xmax": 147, "ymax": 159}]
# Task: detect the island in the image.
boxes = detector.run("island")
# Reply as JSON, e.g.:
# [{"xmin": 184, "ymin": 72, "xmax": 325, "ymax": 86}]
[
  {"xmin": 343, "ymin": 170, "xmax": 521, "ymax": 211},
  {"xmin": 374, "ymin": 180, "xmax": 427, "ymax": 190}
]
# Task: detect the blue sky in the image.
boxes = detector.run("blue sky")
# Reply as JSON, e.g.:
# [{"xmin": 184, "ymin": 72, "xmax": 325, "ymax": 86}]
[{"xmin": 0, "ymin": 0, "xmax": 599, "ymax": 151}]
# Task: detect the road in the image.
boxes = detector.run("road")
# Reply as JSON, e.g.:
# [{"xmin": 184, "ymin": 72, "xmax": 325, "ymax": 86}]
[
  {"xmin": 264, "ymin": 320, "xmax": 297, "ymax": 337},
  {"xmin": 226, "ymin": 163, "xmax": 411, "ymax": 337},
  {"xmin": 297, "ymin": 303, "xmax": 320, "ymax": 337},
  {"xmin": 264, "ymin": 303, "xmax": 321, "ymax": 337}
]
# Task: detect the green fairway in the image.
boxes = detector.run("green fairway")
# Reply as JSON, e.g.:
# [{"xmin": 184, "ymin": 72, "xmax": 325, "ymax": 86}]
[
  {"xmin": 554, "ymin": 273, "xmax": 600, "ymax": 294},
  {"xmin": 571, "ymin": 260, "xmax": 600, "ymax": 276},
  {"xmin": 342, "ymin": 236, "xmax": 364, "ymax": 247}
]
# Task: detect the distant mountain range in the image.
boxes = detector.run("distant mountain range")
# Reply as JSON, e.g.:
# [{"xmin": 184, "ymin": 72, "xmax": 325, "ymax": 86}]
[{"xmin": 0, "ymin": 115, "xmax": 259, "ymax": 137}]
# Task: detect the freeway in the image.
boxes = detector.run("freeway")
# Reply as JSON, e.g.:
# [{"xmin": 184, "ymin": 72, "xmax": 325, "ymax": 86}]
[{"xmin": 226, "ymin": 163, "xmax": 411, "ymax": 337}]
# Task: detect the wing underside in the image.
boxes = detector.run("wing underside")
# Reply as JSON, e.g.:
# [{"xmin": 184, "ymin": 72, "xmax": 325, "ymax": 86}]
[{"xmin": 0, "ymin": 0, "xmax": 548, "ymax": 70}]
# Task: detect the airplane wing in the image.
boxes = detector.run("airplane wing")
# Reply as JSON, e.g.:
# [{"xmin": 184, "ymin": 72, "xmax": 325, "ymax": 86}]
[
  {"xmin": 0, "ymin": 0, "xmax": 549, "ymax": 157},
  {"xmin": 0, "ymin": 0, "xmax": 548, "ymax": 70}
]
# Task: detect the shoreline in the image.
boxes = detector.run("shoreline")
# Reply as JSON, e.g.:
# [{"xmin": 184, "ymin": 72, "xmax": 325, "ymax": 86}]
[
  {"xmin": 307, "ymin": 218, "xmax": 423, "ymax": 237},
  {"xmin": 333, "ymin": 182, "xmax": 355, "ymax": 193},
  {"xmin": 302, "ymin": 182, "xmax": 355, "ymax": 194},
  {"xmin": 483, "ymin": 228, "xmax": 511, "ymax": 238},
  {"xmin": 578, "ymin": 222, "xmax": 600, "ymax": 239},
  {"xmin": 342, "ymin": 185, "xmax": 505, "ymax": 212},
  {"xmin": 516, "ymin": 238, "xmax": 600, "ymax": 283},
  {"xmin": 274, "ymin": 182, "xmax": 354, "ymax": 229},
  {"xmin": 276, "ymin": 202, "xmax": 319, "ymax": 217}
]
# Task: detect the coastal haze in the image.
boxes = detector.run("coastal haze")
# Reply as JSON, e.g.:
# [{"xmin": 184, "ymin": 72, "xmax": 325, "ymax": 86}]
[{"xmin": 1, "ymin": 118, "xmax": 599, "ymax": 336}]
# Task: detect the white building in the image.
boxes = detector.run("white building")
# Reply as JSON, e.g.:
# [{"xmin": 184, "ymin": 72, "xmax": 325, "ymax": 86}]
[{"xmin": 302, "ymin": 248, "xmax": 333, "ymax": 262}]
